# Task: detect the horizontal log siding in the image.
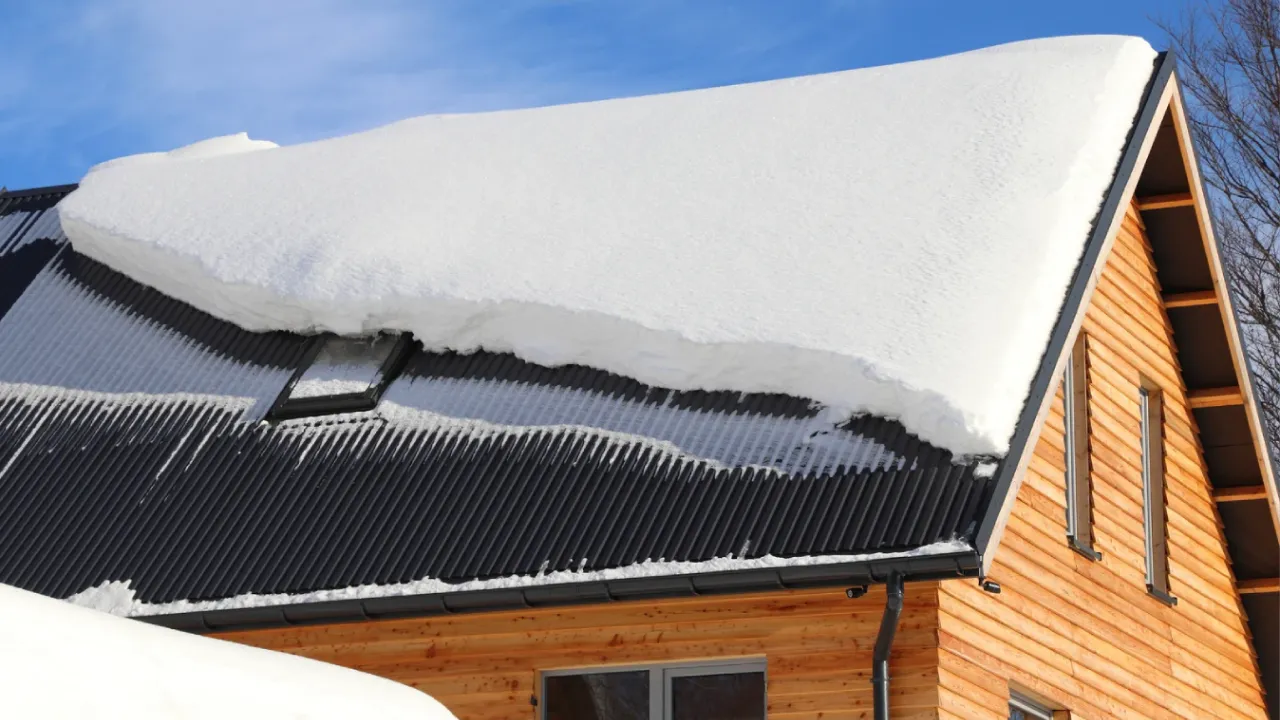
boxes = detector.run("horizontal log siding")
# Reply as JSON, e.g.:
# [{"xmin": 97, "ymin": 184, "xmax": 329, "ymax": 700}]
[
  {"xmin": 219, "ymin": 584, "xmax": 945, "ymax": 719},
  {"xmin": 937, "ymin": 203, "xmax": 1267, "ymax": 719}
]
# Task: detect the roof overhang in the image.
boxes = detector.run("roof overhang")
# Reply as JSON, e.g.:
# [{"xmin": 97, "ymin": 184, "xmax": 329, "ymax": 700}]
[{"xmin": 142, "ymin": 548, "xmax": 980, "ymax": 634}]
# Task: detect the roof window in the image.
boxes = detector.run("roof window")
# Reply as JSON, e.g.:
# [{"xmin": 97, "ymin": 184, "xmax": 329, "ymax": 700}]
[{"xmin": 269, "ymin": 333, "xmax": 411, "ymax": 419}]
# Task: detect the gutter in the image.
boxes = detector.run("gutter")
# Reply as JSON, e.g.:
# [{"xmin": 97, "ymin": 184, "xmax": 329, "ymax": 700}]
[{"xmin": 140, "ymin": 548, "xmax": 980, "ymax": 634}]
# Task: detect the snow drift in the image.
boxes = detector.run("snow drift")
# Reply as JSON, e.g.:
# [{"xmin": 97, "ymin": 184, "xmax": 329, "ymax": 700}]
[
  {"xmin": 58, "ymin": 36, "xmax": 1157, "ymax": 457},
  {"xmin": 0, "ymin": 583, "xmax": 456, "ymax": 719}
]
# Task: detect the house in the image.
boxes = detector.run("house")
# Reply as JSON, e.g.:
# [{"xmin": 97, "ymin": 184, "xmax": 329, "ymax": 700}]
[{"xmin": 0, "ymin": 35, "xmax": 1275, "ymax": 719}]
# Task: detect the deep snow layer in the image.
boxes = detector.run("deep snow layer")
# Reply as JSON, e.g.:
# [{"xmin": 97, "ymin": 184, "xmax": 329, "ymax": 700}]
[
  {"xmin": 1, "ymin": 583, "xmax": 456, "ymax": 719},
  {"xmin": 66, "ymin": 539, "xmax": 972, "ymax": 617},
  {"xmin": 59, "ymin": 36, "xmax": 1157, "ymax": 457}
]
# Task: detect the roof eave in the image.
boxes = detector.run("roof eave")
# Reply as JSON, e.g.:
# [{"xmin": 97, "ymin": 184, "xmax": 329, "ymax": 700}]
[{"xmin": 140, "ymin": 549, "xmax": 981, "ymax": 634}]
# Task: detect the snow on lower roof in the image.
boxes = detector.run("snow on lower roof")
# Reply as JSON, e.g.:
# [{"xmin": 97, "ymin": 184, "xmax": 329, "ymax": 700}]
[
  {"xmin": 66, "ymin": 539, "xmax": 972, "ymax": 618},
  {"xmin": 0, "ymin": 583, "xmax": 457, "ymax": 719},
  {"xmin": 57, "ymin": 35, "xmax": 1157, "ymax": 457}
]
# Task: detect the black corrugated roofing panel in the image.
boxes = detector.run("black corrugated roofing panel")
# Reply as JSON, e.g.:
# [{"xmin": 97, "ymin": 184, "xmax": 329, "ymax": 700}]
[{"xmin": 0, "ymin": 186, "xmax": 989, "ymax": 612}]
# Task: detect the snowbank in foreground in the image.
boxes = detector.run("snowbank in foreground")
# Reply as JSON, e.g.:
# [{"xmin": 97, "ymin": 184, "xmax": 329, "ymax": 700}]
[
  {"xmin": 59, "ymin": 36, "xmax": 1157, "ymax": 457},
  {"xmin": 1, "ymin": 583, "xmax": 456, "ymax": 719},
  {"xmin": 68, "ymin": 539, "xmax": 972, "ymax": 617}
]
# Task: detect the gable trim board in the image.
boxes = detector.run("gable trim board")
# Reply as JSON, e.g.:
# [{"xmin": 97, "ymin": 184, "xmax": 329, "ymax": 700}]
[
  {"xmin": 975, "ymin": 52, "xmax": 1277, "ymax": 571},
  {"xmin": 974, "ymin": 51, "xmax": 1177, "ymax": 572}
]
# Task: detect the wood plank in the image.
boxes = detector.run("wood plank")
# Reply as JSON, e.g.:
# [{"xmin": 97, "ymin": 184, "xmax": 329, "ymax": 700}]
[
  {"xmin": 1187, "ymin": 386, "xmax": 1244, "ymax": 408},
  {"xmin": 1214, "ymin": 485, "xmax": 1269, "ymax": 502},
  {"xmin": 1136, "ymin": 191, "xmax": 1194, "ymax": 210},
  {"xmin": 939, "ymin": 200, "xmax": 1269, "ymax": 720},
  {"xmin": 1163, "ymin": 290, "xmax": 1218, "ymax": 309},
  {"xmin": 1237, "ymin": 578, "xmax": 1279, "ymax": 595},
  {"xmin": 223, "ymin": 585, "xmax": 949, "ymax": 718}
]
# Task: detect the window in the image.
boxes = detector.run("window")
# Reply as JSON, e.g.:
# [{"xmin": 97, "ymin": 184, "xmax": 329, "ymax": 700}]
[
  {"xmin": 1063, "ymin": 334, "xmax": 1099, "ymax": 559},
  {"xmin": 1139, "ymin": 380, "xmax": 1176, "ymax": 605},
  {"xmin": 1009, "ymin": 693, "xmax": 1055, "ymax": 720},
  {"xmin": 269, "ymin": 333, "xmax": 411, "ymax": 420},
  {"xmin": 543, "ymin": 660, "xmax": 765, "ymax": 720}
]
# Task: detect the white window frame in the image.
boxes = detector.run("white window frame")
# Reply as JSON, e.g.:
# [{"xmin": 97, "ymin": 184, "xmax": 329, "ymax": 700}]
[{"xmin": 541, "ymin": 658, "xmax": 766, "ymax": 720}]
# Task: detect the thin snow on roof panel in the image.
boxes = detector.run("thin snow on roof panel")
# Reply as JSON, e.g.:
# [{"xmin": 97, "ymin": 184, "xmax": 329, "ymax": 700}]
[
  {"xmin": 8, "ymin": 208, "xmax": 65, "ymax": 253},
  {"xmin": 382, "ymin": 353, "xmax": 911, "ymax": 476},
  {"xmin": 0, "ymin": 211, "xmax": 33, "ymax": 254},
  {"xmin": 59, "ymin": 35, "xmax": 1159, "ymax": 457},
  {"xmin": 0, "ymin": 256, "xmax": 296, "ymax": 418}
]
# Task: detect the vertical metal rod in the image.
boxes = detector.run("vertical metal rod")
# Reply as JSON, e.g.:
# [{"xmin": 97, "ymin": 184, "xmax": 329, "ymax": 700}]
[{"xmin": 872, "ymin": 572, "xmax": 905, "ymax": 720}]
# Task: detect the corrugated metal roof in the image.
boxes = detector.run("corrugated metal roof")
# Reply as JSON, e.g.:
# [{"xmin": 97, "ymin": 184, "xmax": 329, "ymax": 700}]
[{"xmin": 0, "ymin": 187, "xmax": 989, "ymax": 609}]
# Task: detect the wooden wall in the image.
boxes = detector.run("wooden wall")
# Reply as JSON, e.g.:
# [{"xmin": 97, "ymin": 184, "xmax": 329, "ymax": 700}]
[
  {"xmin": 935, "ymin": 202, "xmax": 1268, "ymax": 719},
  {"xmin": 220, "ymin": 584, "xmax": 945, "ymax": 719}
]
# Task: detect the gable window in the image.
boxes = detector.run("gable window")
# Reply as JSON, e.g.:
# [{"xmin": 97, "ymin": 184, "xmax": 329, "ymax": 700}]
[
  {"xmin": 543, "ymin": 660, "xmax": 765, "ymax": 720},
  {"xmin": 1009, "ymin": 693, "xmax": 1055, "ymax": 720},
  {"xmin": 269, "ymin": 333, "xmax": 411, "ymax": 420},
  {"xmin": 1139, "ymin": 379, "xmax": 1176, "ymax": 605},
  {"xmin": 1063, "ymin": 333, "xmax": 1099, "ymax": 559}
]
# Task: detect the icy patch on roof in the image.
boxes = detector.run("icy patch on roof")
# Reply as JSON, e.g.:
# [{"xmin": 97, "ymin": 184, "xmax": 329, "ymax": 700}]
[
  {"xmin": 377, "ymin": 372, "xmax": 909, "ymax": 475},
  {"xmin": 3, "ymin": 584, "xmax": 457, "ymax": 719},
  {"xmin": 59, "ymin": 36, "xmax": 1157, "ymax": 457},
  {"xmin": 0, "ymin": 259, "xmax": 290, "ymax": 420},
  {"xmin": 67, "ymin": 539, "xmax": 971, "ymax": 617}
]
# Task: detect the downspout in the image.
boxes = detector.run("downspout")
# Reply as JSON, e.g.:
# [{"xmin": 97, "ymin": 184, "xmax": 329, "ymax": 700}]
[{"xmin": 872, "ymin": 571, "xmax": 905, "ymax": 720}]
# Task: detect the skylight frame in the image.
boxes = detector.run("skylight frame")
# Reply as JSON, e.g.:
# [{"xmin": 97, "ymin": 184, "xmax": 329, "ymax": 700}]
[{"xmin": 268, "ymin": 332, "xmax": 413, "ymax": 420}]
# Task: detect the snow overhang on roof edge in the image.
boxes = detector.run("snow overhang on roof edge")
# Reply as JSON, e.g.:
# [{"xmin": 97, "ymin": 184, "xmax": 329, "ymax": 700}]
[{"xmin": 972, "ymin": 52, "xmax": 1175, "ymax": 559}]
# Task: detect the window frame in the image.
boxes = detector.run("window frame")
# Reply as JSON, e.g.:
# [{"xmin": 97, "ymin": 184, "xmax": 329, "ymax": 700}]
[
  {"xmin": 540, "ymin": 658, "xmax": 766, "ymax": 720},
  {"xmin": 1009, "ymin": 693, "xmax": 1056, "ymax": 720},
  {"xmin": 1139, "ymin": 380, "xmax": 1177, "ymax": 606},
  {"xmin": 1063, "ymin": 334, "xmax": 1100, "ymax": 560},
  {"xmin": 268, "ymin": 332, "xmax": 412, "ymax": 420}
]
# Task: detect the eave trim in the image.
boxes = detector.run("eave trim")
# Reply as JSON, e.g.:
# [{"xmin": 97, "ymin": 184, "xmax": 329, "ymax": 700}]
[{"xmin": 140, "ymin": 549, "xmax": 981, "ymax": 634}]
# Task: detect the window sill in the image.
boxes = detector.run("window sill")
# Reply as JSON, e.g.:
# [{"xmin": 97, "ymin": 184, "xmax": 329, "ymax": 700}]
[
  {"xmin": 1146, "ymin": 585, "xmax": 1178, "ymax": 606},
  {"xmin": 1067, "ymin": 538, "xmax": 1101, "ymax": 562}
]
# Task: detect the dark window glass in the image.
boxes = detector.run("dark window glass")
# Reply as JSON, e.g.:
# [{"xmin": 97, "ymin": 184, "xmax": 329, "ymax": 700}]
[
  {"xmin": 1139, "ymin": 381, "xmax": 1175, "ymax": 603},
  {"xmin": 545, "ymin": 671, "xmax": 649, "ymax": 720},
  {"xmin": 670, "ymin": 671, "xmax": 765, "ymax": 720}
]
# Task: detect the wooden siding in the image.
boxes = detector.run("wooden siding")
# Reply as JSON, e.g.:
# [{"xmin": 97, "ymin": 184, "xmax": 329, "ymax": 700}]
[
  {"xmin": 219, "ymin": 584, "xmax": 945, "ymax": 719},
  {"xmin": 936, "ymin": 202, "xmax": 1268, "ymax": 719}
]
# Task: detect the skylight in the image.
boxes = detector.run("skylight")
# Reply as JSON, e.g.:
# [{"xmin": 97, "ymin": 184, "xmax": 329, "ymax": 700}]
[{"xmin": 270, "ymin": 333, "xmax": 410, "ymax": 419}]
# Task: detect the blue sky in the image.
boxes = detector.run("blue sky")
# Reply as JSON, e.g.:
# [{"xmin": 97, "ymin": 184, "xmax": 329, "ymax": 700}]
[{"xmin": 2, "ymin": 0, "xmax": 1195, "ymax": 190}]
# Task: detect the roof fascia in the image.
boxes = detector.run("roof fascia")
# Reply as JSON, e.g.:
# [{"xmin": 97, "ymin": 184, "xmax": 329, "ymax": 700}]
[
  {"xmin": 973, "ymin": 52, "xmax": 1179, "ymax": 574},
  {"xmin": 140, "ymin": 548, "xmax": 981, "ymax": 634},
  {"xmin": 1164, "ymin": 83, "xmax": 1280, "ymax": 533},
  {"xmin": 0, "ymin": 184, "xmax": 79, "ymax": 200}
]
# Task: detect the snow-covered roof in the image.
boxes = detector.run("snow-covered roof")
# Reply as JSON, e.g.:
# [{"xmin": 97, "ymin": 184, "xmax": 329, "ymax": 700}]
[
  {"xmin": 0, "ymin": 583, "xmax": 456, "ymax": 719},
  {"xmin": 58, "ymin": 35, "xmax": 1157, "ymax": 458}
]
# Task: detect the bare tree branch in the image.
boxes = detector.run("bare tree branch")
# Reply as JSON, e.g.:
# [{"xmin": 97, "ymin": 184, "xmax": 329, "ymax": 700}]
[{"xmin": 1158, "ymin": 0, "xmax": 1280, "ymax": 458}]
